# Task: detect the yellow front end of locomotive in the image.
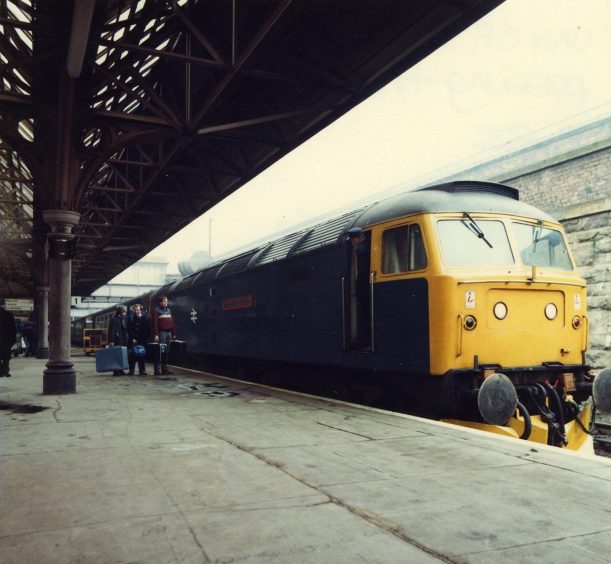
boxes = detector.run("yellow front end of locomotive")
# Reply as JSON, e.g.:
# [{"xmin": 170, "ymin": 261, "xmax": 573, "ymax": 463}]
[
  {"xmin": 445, "ymin": 281, "xmax": 587, "ymax": 371},
  {"xmin": 368, "ymin": 208, "xmax": 593, "ymax": 451},
  {"xmin": 421, "ymin": 214, "xmax": 588, "ymax": 375},
  {"xmin": 419, "ymin": 212, "xmax": 593, "ymax": 452}
]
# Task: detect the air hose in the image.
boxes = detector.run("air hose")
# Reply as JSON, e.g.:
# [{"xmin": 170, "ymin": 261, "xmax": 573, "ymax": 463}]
[
  {"xmin": 545, "ymin": 383, "xmax": 568, "ymax": 446},
  {"xmin": 569, "ymin": 397, "xmax": 595, "ymax": 435},
  {"xmin": 516, "ymin": 401, "xmax": 532, "ymax": 440}
]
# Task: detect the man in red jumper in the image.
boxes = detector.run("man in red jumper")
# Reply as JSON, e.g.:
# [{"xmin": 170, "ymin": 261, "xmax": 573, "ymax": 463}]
[{"xmin": 151, "ymin": 295, "xmax": 176, "ymax": 375}]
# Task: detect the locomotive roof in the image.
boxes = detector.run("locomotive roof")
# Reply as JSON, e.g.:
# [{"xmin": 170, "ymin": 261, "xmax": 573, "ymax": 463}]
[
  {"xmin": 354, "ymin": 181, "xmax": 556, "ymax": 227},
  {"xmin": 166, "ymin": 181, "xmax": 558, "ymax": 292}
]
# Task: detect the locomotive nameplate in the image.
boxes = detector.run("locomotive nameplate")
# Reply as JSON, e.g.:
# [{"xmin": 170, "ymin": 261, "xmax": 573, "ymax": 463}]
[{"xmin": 222, "ymin": 294, "xmax": 254, "ymax": 311}]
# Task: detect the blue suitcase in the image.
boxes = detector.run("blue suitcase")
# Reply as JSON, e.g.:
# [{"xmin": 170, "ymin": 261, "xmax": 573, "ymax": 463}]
[{"xmin": 96, "ymin": 346, "xmax": 128, "ymax": 372}]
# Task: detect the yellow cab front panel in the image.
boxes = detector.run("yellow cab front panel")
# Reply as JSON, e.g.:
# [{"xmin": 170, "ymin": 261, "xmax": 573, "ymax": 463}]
[{"xmin": 421, "ymin": 213, "xmax": 588, "ymax": 375}]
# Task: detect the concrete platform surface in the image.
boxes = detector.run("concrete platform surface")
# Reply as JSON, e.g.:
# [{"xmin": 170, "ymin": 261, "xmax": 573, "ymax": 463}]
[{"xmin": 1, "ymin": 355, "xmax": 611, "ymax": 563}]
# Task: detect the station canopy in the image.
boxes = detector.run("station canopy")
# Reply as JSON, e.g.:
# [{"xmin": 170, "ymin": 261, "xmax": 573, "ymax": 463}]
[{"xmin": 0, "ymin": 0, "xmax": 502, "ymax": 298}]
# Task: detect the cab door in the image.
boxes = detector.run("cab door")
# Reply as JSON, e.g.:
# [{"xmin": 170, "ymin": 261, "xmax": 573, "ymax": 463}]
[
  {"xmin": 344, "ymin": 230, "xmax": 373, "ymax": 351},
  {"xmin": 370, "ymin": 221, "xmax": 430, "ymax": 373}
]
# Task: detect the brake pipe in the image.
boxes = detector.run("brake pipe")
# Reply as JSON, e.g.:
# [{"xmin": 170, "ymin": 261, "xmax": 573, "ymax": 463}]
[
  {"xmin": 545, "ymin": 382, "xmax": 568, "ymax": 445},
  {"xmin": 516, "ymin": 401, "xmax": 532, "ymax": 440}
]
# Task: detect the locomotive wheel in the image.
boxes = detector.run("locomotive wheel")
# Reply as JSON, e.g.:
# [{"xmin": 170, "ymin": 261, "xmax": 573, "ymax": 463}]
[{"xmin": 477, "ymin": 373, "xmax": 518, "ymax": 425}]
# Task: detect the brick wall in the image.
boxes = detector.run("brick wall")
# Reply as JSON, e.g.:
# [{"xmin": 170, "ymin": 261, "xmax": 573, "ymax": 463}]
[{"xmin": 508, "ymin": 147, "xmax": 611, "ymax": 212}]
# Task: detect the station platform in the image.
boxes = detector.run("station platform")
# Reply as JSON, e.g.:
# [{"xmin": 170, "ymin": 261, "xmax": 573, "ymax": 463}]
[{"xmin": 1, "ymin": 354, "xmax": 611, "ymax": 563}]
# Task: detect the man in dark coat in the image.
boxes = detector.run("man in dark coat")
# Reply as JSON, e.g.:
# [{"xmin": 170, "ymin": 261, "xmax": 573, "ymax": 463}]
[
  {"xmin": 0, "ymin": 298, "xmax": 17, "ymax": 377},
  {"xmin": 22, "ymin": 316, "xmax": 37, "ymax": 357},
  {"xmin": 127, "ymin": 303, "xmax": 151, "ymax": 375},
  {"xmin": 107, "ymin": 304, "xmax": 129, "ymax": 375}
]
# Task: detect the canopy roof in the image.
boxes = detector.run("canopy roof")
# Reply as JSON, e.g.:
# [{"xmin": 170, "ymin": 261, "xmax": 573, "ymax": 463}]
[{"xmin": 0, "ymin": 0, "xmax": 503, "ymax": 297}]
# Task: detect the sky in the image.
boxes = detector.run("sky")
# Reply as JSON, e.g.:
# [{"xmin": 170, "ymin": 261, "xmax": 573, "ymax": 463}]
[{"xmin": 142, "ymin": 0, "xmax": 611, "ymax": 274}]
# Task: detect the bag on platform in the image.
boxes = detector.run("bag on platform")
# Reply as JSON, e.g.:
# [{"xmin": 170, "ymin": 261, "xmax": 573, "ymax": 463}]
[
  {"xmin": 132, "ymin": 344, "xmax": 146, "ymax": 358},
  {"xmin": 145, "ymin": 342, "xmax": 167, "ymax": 363},
  {"xmin": 168, "ymin": 340, "xmax": 187, "ymax": 363},
  {"xmin": 96, "ymin": 346, "xmax": 128, "ymax": 372}
]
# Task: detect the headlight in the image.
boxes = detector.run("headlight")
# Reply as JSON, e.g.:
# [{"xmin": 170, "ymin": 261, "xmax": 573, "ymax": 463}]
[
  {"xmin": 493, "ymin": 302, "xmax": 508, "ymax": 320},
  {"xmin": 572, "ymin": 315, "xmax": 581, "ymax": 329},
  {"xmin": 464, "ymin": 315, "xmax": 477, "ymax": 330},
  {"xmin": 544, "ymin": 303, "xmax": 558, "ymax": 320}
]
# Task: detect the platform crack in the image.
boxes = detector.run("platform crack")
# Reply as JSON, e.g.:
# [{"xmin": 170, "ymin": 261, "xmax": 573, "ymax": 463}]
[
  {"xmin": 201, "ymin": 428, "xmax": 456, "ymax": 563},
  {"xmin": 315, "ymin": 421, "xmax": 373, "ymax": 440},
  {"xmin": 52, "ymin": 400, "xmax": 62, "ymax": 422}
]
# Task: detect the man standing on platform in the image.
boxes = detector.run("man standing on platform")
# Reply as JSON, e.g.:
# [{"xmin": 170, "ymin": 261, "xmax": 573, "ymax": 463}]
[
  {"xmin": 0, "ymin": 298, "xmax": 17, "ymax": 377},
  {"xmin": 127, "ymin": 304, "xmax": 150, "ymax": 375},
  {"xmin": 151, "ymin": 295, "xmax": 176, "ymax": 376},
  {"xmin": 107, "ymin": 305, "xmax": 129, "ymax": 375}
]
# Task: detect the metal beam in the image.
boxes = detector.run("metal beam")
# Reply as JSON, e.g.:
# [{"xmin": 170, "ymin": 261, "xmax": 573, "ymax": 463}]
[{"xmin": 66, "ymin": 0, "xmax": 95, "ymax": 78}]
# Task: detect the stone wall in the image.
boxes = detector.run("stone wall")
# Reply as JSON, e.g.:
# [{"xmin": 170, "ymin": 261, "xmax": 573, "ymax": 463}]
[
  {"xmin": 505, "ymin": 146, "xmax": 610, "ymax": 371},
  {"xmin": 561, "ymin": 211, "xmax": 610, "ymax": 370}
]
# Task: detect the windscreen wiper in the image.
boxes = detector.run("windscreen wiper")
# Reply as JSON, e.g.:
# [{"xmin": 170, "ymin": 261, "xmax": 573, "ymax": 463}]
[{"xmin": 462, "ymin": 212, "xmax": 493, "ymax": 248}]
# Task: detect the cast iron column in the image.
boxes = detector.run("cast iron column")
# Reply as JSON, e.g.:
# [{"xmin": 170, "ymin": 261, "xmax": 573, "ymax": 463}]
[
  {"xmin": 43, "ymin": 209, "xmax": 80, "ymax": 394},
  {"xmin": 36, "ymin": 285, "xmax": 50, "ymax": 359}
]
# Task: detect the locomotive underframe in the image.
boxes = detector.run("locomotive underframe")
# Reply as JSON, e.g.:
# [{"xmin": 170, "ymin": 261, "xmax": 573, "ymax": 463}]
[{"xmin": 445, "ymin": 364, "xmax": 594, "ymax": 447}]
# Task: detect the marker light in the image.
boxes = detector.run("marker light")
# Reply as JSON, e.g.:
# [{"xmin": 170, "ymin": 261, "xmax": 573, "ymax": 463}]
[
  {"xmin": 464, "ymin": 315, "xmax": 477, "ymax": 330},
  {"xmin": 572, "ymin": 316, "xmax": 581, "ymax": 329},
  {"xmin": 493, "ymin": 302, "xmax": 508, "ymax": 320},
  {"xmin": 545, "ymin": 303, "xmax": 558, "ymax": 320}
]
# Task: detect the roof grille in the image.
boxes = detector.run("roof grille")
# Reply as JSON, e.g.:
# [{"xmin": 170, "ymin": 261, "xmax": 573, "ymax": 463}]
[
  {"xmin": 218, "ymin": 251, "xmax": 258, "ymax": 276},
  {"xmin": 193, "ymin": 264, "xmax": 222, "ymax": 285},
  {"xmin": 292, "ymin": 208, "xmax": 366, "ymax": 255},
  {"xmin": 254, "ymin": 232, "xmax": 304, "ymax": 266},
  {"xmin": 173, "ymin": 275, "xmax": 196, "ymax": 292}
]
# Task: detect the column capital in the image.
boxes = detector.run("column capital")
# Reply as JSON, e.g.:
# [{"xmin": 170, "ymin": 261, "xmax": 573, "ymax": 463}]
[
  {"xmin": 43, "ymin": 210, "xmax": 80, "ymax": 261},
  {"xmin": 43, "ymin": 209, "xmax": 80, "ymax": 232},
  {"xmin": 36, "ymin": 285, "xmax": 50, "ymax": 295}
]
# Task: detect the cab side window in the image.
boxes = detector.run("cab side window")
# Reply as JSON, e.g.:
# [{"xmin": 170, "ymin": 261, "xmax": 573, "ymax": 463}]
[{"xmin": 382, "ymin": 224, "xmax": 427, "ymax": 274}]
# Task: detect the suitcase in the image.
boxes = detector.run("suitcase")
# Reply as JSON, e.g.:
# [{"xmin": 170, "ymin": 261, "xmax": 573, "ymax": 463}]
[
  {"xmin": 96, "ymin": 346, "xmax": 128, "ymax": 372},
  {"xmin": 145, "ymin": 342, "xmax": 167, "ymax": 363},
  {"xmin": 168, "ymin": 340, "xmax": 187, "ymax": 363}
]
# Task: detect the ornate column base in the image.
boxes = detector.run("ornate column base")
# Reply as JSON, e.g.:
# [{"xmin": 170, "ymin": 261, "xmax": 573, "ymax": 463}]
[
  {"xmin": 43, "ymin": 362, "xmax": 76, "ymax": 394},
  {"xmin": 36, "ymin": 347, "xmax": 50, "ymax": 359}
]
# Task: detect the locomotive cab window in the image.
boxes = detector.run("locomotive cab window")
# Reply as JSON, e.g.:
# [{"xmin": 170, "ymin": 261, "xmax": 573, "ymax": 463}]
[
  {"xmin": 437, "ymin": 219, "xmax": 514, "ymax": 266},
  {"xmin": 382, "ymin": 224, "xmax": 427, "ymax": 274},
  {"xmin": 513, "ymin": 222, "xmax": 573, "ymax": 271}
]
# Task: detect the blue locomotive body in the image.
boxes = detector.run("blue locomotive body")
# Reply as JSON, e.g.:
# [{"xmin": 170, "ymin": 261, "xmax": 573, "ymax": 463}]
[{"xmin": 168, "ymin": 236, "xmax": 429, "ymax": 374}]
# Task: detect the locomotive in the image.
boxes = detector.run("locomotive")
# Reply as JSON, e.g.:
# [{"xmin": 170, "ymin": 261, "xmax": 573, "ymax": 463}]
[{"xmin": 77, "ymin": 181, "xmax": 611, "ymax": 452}]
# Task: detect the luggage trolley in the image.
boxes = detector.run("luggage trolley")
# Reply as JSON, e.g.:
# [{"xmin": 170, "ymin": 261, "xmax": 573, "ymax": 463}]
[{"xmin": 83, "ymin": 328, "xmax": 107, "ymax": 355}]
